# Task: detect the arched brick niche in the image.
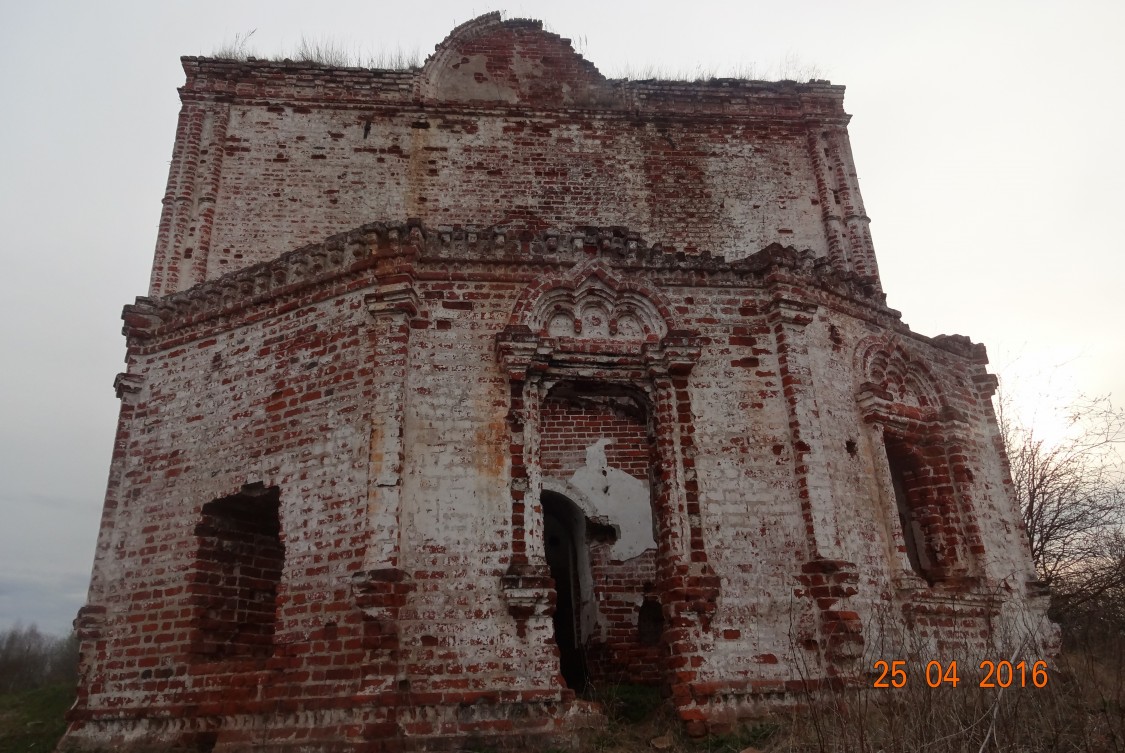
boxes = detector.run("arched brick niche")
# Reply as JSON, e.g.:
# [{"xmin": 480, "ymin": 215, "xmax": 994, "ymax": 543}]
[
  {"xmin": 496, "ymin": 260, "xmax": 717, "ymax": 702},
  {"xmin": 855, "ymin": 337, "xmax": 982, "ymax": 588}
]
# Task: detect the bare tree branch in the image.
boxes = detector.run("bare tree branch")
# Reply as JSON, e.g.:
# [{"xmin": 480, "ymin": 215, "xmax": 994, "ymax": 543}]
[{"xmin": 998, "ymin": 388, "xmax": 1125, "ymax": 631}]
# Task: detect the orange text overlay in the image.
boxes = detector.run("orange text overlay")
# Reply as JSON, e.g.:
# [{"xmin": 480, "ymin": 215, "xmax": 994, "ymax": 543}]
[{"xmin": 872, "ymin": 660, "xmax": 1049, "ymax": 689}]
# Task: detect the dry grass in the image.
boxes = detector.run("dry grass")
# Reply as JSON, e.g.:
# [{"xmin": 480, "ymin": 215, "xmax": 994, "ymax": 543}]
[
  {"xmin": 210, "ymin": 29, "xmax": 258, "ymax": 61},
  {"xmin": 610, "ymin": 53, "xmax": 826, "ymax": 84},
  {"xmin": 576, "ymin": 641, "xmax": 1125, "ymax": 752},
  {"xmin": 289, "ymin": 37, "xmax": 421, "ymax": 70},
  {"xmin": 209, "ymin": 31, "xmax": 821, "ymax": 81},
  {"xmin": 210, "ymin": 31, "xmax": 421, "ymax": 69}
]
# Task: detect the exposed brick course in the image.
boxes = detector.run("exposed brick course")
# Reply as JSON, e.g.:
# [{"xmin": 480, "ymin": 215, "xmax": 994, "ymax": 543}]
[{"xmin": 63, "ymin": 13, "xmax": 1054, "ymax": 752}]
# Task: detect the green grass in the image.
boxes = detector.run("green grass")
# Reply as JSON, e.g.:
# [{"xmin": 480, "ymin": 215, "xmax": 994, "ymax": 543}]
[{"xmin": 0, "ymin": 684, "xmax": 74, "ymax": 753}]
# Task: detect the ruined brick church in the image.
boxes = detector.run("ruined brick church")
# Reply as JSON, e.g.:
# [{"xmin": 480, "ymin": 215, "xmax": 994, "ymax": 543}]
[{"xmin": 63, "ymin": 13, "xmax": 1053, "ymax": 752}]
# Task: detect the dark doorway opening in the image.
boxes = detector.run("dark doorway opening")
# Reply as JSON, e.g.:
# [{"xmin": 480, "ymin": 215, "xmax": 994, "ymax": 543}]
[{"xmin": 542, "ymin": 491, "xmax": 590, "ymax": 691}]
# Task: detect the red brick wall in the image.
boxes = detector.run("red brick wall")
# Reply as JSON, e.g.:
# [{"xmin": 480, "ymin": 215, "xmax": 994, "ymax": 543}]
[
  {"xmin": 539, "ymin": 394, "xmax": 651, "ymax": 482},
  {"xmin": 75, "ymin": 283, "xmax": 384, "ymax": 722},
  {"xmin": 586, "ymin": 546, "xmax": 663, "ymax": 686}
]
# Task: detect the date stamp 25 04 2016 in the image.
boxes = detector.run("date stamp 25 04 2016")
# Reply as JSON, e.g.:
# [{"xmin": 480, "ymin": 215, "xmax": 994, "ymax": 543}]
[{"xmin": 872, "ymin": 660, "xmax": 1050, "ymax": 689}]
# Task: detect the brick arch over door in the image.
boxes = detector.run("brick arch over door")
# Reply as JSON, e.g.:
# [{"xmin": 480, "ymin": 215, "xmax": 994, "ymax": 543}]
[
  {"xmin": 855, "ymin": 335, "xmax": 945, "ymax": 416},
  {"xmin": 506, "ymin": 258, "xmax": 678, "ymax": 341}
]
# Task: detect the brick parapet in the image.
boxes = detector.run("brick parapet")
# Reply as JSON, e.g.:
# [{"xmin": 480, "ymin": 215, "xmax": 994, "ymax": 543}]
[{"xmin": 179, "ymin": 58, "xmax": 846, "ymax": 123}]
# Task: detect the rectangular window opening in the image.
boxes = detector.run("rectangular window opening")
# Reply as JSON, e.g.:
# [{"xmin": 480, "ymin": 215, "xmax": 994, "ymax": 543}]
[
  {"xmin": 883, "ymin": 437, "xmax": 935, "ymax": 583},
  {"xmin": 189, "ymin": 486, "xmax": 283, "ymax": 661}
]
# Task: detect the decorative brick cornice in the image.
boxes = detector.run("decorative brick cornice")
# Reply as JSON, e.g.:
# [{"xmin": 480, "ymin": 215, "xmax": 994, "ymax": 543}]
[
  {"xmin": 422, "ymin": 229, "xmax": 885, "ymax": 306},
  {"xmin": 112, "ymin": 372, "xmax": 143, "ymax": 400},
  {"xmin": 932, "ymin": 333, "xmax": 989, "ymax": 363},
  {"xmin": 765, "ymin": 296, "xmax": 819, "ymax": 328},
  {"xmin": 122, "ymin": 222, "xmax": 423, "ymax": 341},
  {"xmin": 365, "ymin": 279, "xmax": 423, "ymax": 320},
  {"xmin": 123, "ymin": 221, "xmax": 889, "ymax": 346}
]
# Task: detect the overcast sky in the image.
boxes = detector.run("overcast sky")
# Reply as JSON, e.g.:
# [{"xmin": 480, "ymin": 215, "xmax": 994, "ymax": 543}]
[{"xmin": 1, "ymin": 1, "xmax": 1121, "ymax": 635}]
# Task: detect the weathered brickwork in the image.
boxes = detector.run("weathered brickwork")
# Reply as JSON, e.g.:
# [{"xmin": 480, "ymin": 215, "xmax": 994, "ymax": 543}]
[{"xmin": 64, "ymin": 13, "xmax": 1054, "ymax": 752}]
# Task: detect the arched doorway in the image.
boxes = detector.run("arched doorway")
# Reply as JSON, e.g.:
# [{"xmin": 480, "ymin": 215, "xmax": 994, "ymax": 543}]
[{"xmin": 542, "ymin": 491, "xmax": 591, "ymax": 691}]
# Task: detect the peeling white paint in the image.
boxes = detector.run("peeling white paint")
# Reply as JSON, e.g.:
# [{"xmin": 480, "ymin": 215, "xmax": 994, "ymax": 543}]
[{"xmin": 567, "ymin": 439, "xmax": 655, "ymax": 561}]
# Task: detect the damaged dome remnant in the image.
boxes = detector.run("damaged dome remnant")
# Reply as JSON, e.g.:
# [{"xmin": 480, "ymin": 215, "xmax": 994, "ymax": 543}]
[{"xmin": 63, "ymin": 12, "xmax": 1054, "ymax": 752}]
